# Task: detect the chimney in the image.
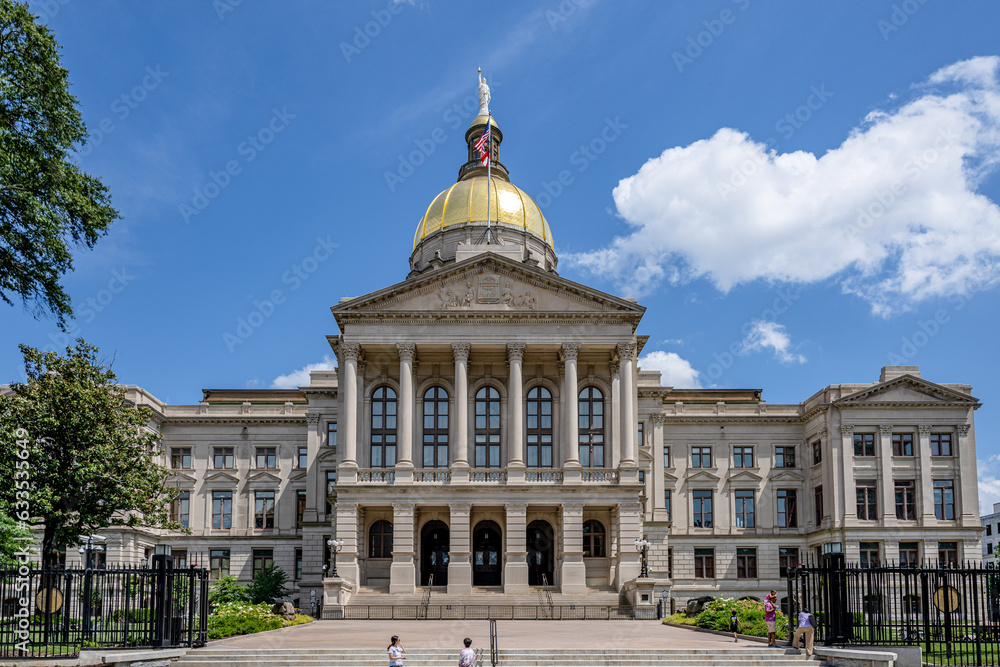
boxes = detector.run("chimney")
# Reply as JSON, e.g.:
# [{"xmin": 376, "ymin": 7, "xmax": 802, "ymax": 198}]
[{"xmin": 880, "ymin": 366, "xmax": 921, "ymax": 383}]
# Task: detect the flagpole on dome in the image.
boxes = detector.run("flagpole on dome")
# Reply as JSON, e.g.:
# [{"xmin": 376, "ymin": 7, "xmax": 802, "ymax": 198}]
[{"xmin": 486, "ymin": 110, "xmax": 492, "ymax": 245}]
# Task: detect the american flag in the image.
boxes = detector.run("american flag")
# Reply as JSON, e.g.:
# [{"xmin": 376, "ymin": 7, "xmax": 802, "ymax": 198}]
[{"xmin": 474, "ymin": 124, "xmax": 491, "ymax": 167}]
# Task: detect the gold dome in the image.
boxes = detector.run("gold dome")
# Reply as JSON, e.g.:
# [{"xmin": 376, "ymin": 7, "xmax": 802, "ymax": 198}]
[{"xmin": 413, "ymin": 176, "xmax": 554, "ymax": 250}]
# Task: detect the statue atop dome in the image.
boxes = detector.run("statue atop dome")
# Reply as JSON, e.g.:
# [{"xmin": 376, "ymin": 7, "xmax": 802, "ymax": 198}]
[{"xmin": 478, "ymin": 68, "xmax": 490, "ymax": 115}]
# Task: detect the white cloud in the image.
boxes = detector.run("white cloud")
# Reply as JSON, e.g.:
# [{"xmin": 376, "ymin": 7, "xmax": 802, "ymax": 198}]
[
  {"xmin": 271, "ymin": 355, "xmax": 337, "ymax": 389},
  {"xmin": 638, "ymin": 350, "xmax": 702, "ymax": 388},
  {"xmin": 978, "ymin": 454, "xmax": 1000, "ymax": 516},
  {"xmin": 567, "ymin": 56, "xmax": 1000, "ymax": 316},
  {"xmin": 740, "ymin": 321, "xmax": 806, "ymax": 364}
]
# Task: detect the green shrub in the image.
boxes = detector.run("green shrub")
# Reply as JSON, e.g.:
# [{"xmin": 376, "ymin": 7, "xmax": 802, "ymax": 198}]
[
  {"xmin": 695, "ymin": 597, "xmax": 788, "ymax": 640},
  {"xmin": 209, "ymin": 574, "xmax": 248, "ymax": 605},
  {"xmin": 207, "ymin": 602, "xmax": 283, "ymax": 639},
  {"xmin": 245, "ymin": 563, "xmax": 289, "ymax": 605}
]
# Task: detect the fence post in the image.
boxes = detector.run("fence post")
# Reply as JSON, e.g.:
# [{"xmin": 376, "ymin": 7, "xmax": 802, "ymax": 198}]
[
  {"xmin": 151, "ymin": 554, "xmax": 174, "ymax": 647},
  {"xmin": 822, "ymin": 553, "xmax": 850, "ymax": 644}
]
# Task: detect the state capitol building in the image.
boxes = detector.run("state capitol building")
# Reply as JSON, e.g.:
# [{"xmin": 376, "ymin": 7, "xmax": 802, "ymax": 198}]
[{"xmin": 74, "ymin": 88, "xmax": 983, "ymax": 615}]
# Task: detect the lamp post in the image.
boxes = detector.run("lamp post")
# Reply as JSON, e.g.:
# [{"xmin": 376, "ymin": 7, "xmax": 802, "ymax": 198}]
[
  {"xmin": 634, "ymin": 538, "xmax": 650, "ymax": 579},
  {"xmin": 326, "ymin": 538, "xmax": 344, "ymax": 578}
]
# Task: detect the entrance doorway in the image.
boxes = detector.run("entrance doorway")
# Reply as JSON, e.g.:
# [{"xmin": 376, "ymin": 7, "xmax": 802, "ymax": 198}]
[
  {"xmin": 420, "ymin": 520, "xmax": 449, "ymax": 586},
  {"xmin": 472, "ymin": 520, "xmax": 502, "ymax": 586},
  {"xmin": 527, "ymin": 520, "xmax": 554, "ymax": 586}
]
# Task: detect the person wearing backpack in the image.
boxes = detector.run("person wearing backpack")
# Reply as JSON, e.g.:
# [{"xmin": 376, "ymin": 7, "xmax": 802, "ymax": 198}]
[
  {"xmin": 792, "ymin": 607, "xmax": 816, "ymax": 657},
  {"xmin": 458, "ymin": 637, "xmax": 476, "ymax": 667},
  {"xmin": 729, "ymin": 609, "xmax": 741, "ymax": 642}
]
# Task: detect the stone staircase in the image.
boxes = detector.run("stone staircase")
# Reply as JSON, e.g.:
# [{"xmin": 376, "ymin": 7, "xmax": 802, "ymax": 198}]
[
  {"xmin": 173, "ymin": 647, "xmax": 825, "ymax": 667},
  {"xmin": 347, "ymin": 585, "xmax": 621, "ymax": 607}
]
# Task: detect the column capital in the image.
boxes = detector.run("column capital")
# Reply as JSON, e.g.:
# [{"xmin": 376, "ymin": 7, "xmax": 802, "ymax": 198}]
[
  {"xmin": 504, "ymin": 502, "xmax": 528, "ymax": 515},
  {"xmin": 879, "ymin": 423, "xmax": 893, "ymax": 435},
  {"xmin": 610, "ymin": 360, "xmax": 620, "ymax": 375},
  {"xmin": 341, "ymin": 343, "xmax": 362, "ymax": 361},
  {"xmin": 561, "ymin": 503, "xmax": 585, "ymax": 514},
  {"xmin": 840, "ymin": 424, "xmax": 855, "ymax": 436},
  {"xmin": 392, "ymin": 501, "xmax": 416, "ymax": 512},
  {"xmin": 615, "ymin": 342, "xmax": 635, "ymax": 361},
  {"xmin": 561, "ymin": 343, "xmax": 581, "ymax": 360},
  {"xmin": 452, "ymin": 342, "xmax": 471, "ymax": 361},
  {"xmin": 306, "ymin": 412, "xmax": 321, "ymax": 424},
  {"xmin": 818, "ymin": 427, "xmax": 828, "ymax": 439},
  {"xmin": 507, "ymin": 343, "xmax": 526, "ymax": 361},
  {"xmin": 650, "ymin": 413, "xmax": 665, "ymax": 425},
  {"xmin": 918, "ymin": 424, "xmax": 932, "ymax": 435},
  {"xmin": 958, "ymin": 423, "xmax": 971, "ymax": 437},
  {"xmin": 396, "ymin": 343, "xmax": 416, "ymax": 362},
  {"xmin": 448, "ymin": 503, "xmax": 472, "ymax": 514}
]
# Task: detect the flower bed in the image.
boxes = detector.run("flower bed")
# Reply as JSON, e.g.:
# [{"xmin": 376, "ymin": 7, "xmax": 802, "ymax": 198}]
[{"xmin": 207, "ymin": 602, "xmax": 313, "ymax": 640}]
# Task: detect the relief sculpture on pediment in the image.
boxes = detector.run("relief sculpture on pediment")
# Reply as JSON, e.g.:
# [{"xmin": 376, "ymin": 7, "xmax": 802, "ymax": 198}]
[{"xmin": 437, "ymin": 274, "xmax": 536, "ymax": 310}]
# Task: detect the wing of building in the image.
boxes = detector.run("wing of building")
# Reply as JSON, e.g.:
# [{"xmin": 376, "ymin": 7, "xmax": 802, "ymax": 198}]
[{"xmin": 54, "ymin": 97, "xmax": 984, "ymax": 615}]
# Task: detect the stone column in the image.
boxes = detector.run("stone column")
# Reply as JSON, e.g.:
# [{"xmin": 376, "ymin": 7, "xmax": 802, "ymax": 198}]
[
  {"xmin": 452, "ymin": 344, "xmax": 471, "ymax": 477},
  {"xmin": 339, "ymin": 344, "xmax": 360, "ymax": 479},
  {"xmin": 957, "ymin": 423, "xmax": 976, "ymax": 524},
  {"xmin": 879, "ymin": 423, "xmax": 897, "ymax": 525},
  {"xmin": 651, "ymin": 413, "xmax": 667, "ymax": 522},
  {"xmin": 614, "ymin": 502, "xmax": 643, "ymax": 587},
  {"xmin": 560, "ymin": 503, "xmax": 587, "ymax": 594},
  {"xmin": 838, "ymin": 424, "xmax": 854, "ymax": 527},
  {"xmin": 507, "ymin": 344, "xmax": 526, "ymax": 482},
  {"xmin": 396, "ymin": 344, "xmax": 415, "ymax": 482},
  {"xmin": 561, "ymin": 344, "xmax": 581, "ymax": 475},
  {"xmin": 303, "ymin": 412, "xmax": 322, "ymax": 523},
  {"xmin": 503, "ymin": 503, "xmax": 529, "ymax": 593},
  {"xmin": 610, "ymin": 360, "xmax": 621, "ymax": 469},
  {"xmin": 917, "ymin": 425, "xmax": 934, "ymax": 524},
  {"xmin": 447, "ymin": 503, "xmax": 472, "ymax": 594},
  {"xmin": 334, "ymin": 502, "xmax": 360, "ymax": 587},
  {"xmin": 617, "ymin": 343, "xmax": 636, "ymax": 466},
  {"xmin": 389, "ymin": 503, "xmax": 416, "ymax": 594}
]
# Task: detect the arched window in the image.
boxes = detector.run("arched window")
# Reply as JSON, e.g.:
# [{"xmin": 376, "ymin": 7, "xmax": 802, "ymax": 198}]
[
  {"xmin": 369, "ymin": 520, "xmax": 393, "ymax": 558},
  {"xmin": 371, "ymin": 386, "xmax": 397, "ymax": 468},
  {"xmin": 583, "ymin": 520, "xmax": 606, "ymax": 557},
  {"xmin": 578, "ymin": 386, "xmax": 605, "ymax": 468},
  {"xmin": 475, "ymin": 386, "xmax": 501, "ymax": 468},
  {"xmin": 526, "ymin": 386, "xmax": 553, "ymax": 468},
  {"xmin": 423, "ymin": 386, "xmax": 449, "ymax": 468}
]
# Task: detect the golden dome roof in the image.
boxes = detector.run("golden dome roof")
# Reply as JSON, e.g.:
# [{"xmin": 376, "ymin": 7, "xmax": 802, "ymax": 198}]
[{"xmin": 413, "ymin": 176, "xmax": 554, "ymax": 250}]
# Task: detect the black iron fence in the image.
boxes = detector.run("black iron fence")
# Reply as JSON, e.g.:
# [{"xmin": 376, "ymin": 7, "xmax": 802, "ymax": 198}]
[
  {"xmin": 322, "ymin": 604, "xmax": 656, "ymax": 620},
  {"xmin": 788, "ymin": 554, "xmax": 1000, "ymax": 666},
  {"xmin": 0, "ymin": 557, "xmax": 209, "ymax": 658}
]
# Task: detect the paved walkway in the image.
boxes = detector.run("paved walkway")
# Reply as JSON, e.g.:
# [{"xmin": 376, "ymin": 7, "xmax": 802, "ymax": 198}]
[{"xmin": 209, "ymin": 620, "xmax": 770, "ymax": 650}]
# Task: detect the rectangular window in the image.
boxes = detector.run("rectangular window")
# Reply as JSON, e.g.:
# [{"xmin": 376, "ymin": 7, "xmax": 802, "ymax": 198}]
[
  {"xmin": 892, "ymin": 433, "xmax": 914, "ymax": 456},
  {"xmin": 171, "ymin": 447, "xmax": 192, "ymax": 469},
  {"xmin": 777, "ymin": 489, "xmax": 797, "ymax": 528},
  {"xmin": 857, "ymin": 482, "xmax": 878, "ymax": 521},
  {"xmin": 733, "ymin": 446, "xmax": 754, "ymax": 468},
  {"xmin": 664, "ymin": 489, "xmax": 672, "ymax": 521},
  {"xmin": 213, "ymin": 447, "xmax": 235, "ymax": 469},
  {"xmin": 210, "ymin": 549, "xmax": 230, "ymax": 579},
  {"xmin": 779, "ymin": 547, "xmax": 799, "ymax": 578},
  {"xmin": 814, "ymin": 486, "xmax": 824, "ymax": 526},
  {"xmin": 173, "ymin": 550, "xmax": 188, "ymax": 569},
  {"xmin": 736, "ymin": 548, "xmax": 757, "ymax": 579},
  {"xmin": 667, "ymin": 547, "xmax": 673, "ymax": 579},
  {"xmin": 895, "ymin": 480, "xmax": 916, "ymax": 520},
  {"xmin": 295, "ymin": 548, "xmax": 303, "ymax": 580},
  {"xmin": 663, "ymin": 446, "xmax": 671, "ymax": 468},
  {"xmin": 775, "ymin": 446, "xmax": 795, "ymax": 468},
  {"xmin": 694, "ymin": 548, "xmax": 715, "ymax": 578},
  {"xmin": 327, "ymin": 422, "xmax": 337, "ymax": 449},
  {"xmin": 638, "ymin": 470, "xmax": 646, "ymax": 512},
  {"xmin": 988, "ymin": 525, "xmax": 993, "ymax": 536},
  {"xmin": 637, "ymin": 422, "xmax": 644, "ymax": 447},
  {"xmin": 854, "ymin": 433, "xmax": 876, "ymax": 456},
  {"xmin": 860, "ymin": 542, "xmax": 880, "ymax": 568},
  {"xmin": 172, "ymin": 490, "xmax": 190, "ymax": 528},
  {"xmin": 938, "ymin": 541, "xmax": 958, "ymax": 566},
  {"xmin": 899, "ymin": 542, "xmax": 919, "ymax": 567},
  {"xmin": 296, "ymin": 490, "xmax": 307, "ymax": 527},
  {"xmin": 252, "ymin": 548, "xmax": 273, "ymax": 576},
  {"xmin": 255, "ymin": 490, "xmax": 275, "ymax": 529},
  {"xmin": 256, "ymin": 447, "xmax": 277, "ymax": 469},
  {"xmin": 297, "ymin": 446, "xmax": 308, "ymax": 469},
  {"xmin": 989, "ymin": 543, "xmax": 994, "ymax": 555},
  {"xmin": 692, "ymin": 490, "xmax": 713, "ymax": 528},
  {"xmin": 930, "ymin": 433, "xmax": 952, "ymax": 456},
  {"xmin": 734, "ymin": 490, "xmax": 755, "ymax": 528},
  {"xmin": 934, "ymin": 480, "xmax": 955, "ymax": 520},
  {"xmin": 812, "ymin": 440, "xmax": 822, "ymax": 465},
  {"xmin": 691, "ymin": 446, "xmax": 712, "ymax": 468},
  {"xmin": 212, "ymin": 490, "xmax": 232, "ymax": 529},
  {"xmin": 325, "ymin": 471, "xmax": 337, "ymax": 514}
]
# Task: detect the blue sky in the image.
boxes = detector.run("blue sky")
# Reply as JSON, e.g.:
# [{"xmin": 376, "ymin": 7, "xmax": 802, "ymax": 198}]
[{"xmin": 6, "ymin": 1, "xmax": 1000, "ymax": 509}]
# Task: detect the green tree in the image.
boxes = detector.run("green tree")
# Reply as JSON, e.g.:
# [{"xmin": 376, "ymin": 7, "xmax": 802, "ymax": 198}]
[
  {"xmin": 209, "ymin": 574, "xmax": 248, "ymax": 606},
  {"xmin": 0, "ymin": 339, "xmax": 178, "ymax": 567},
  {"xmin": 0, "ymin": 500, "xmax": 33, "ymax": 567},
  {"xmin": 0, "ymin": 1, "xmax": 120, "ymax": 329},
  {"xmin": 245, "ymin": 563, "xmax": 289, "ymax": 604}
]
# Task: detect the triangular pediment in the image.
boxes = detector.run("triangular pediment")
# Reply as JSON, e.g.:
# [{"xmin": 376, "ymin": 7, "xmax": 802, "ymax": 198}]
[
  {"xmin": 770, "ymin": 470, "xmax": 805, "ymax": 484},
  {"xmin": 685, "ymin": 470, "xmax": 721, "ymax": 484},
  {"xmin": 729, "ymin": 470, "xmax": 763, "ymax": 484},
  {"xmin": 664, "ymin": 471, "xmax": 679, "ymax": 484},
  {"xmin": 288, "ymin": 470, "xmax": 308, "ymax": 482},
  {"xmin": 204, "ymin": 471, "xmax": 239, "ymax": 484},
  {"xmin": 166, "ymin": 472, "xmax": 197, "ymax": 485},
  {"xmin": 332, "ymin": 254, "xmax": 644, "ymax": 319},
  {"xmin": 836, "ymin": 375, "xmax": 978, "ymax": 407},
  {"xmin": 246, "ymin": 470, "xmax": 282, "ymax": 485}
]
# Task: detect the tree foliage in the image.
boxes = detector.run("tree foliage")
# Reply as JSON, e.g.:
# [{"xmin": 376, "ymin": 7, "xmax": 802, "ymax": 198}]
[
  {"xmin": 209, "ymin": 574, "xmax": 248, "ymax": 606},
  {"xmin": 0, "ymin": 1, "xmax": 120, "ymax": 329},
  {"xmin": 0, "ymin": 339, "xmax": 177, "ymax": 567},
  {"xmin": 245, "ymin": 563, "xmax": 289, "ymax": 604}
]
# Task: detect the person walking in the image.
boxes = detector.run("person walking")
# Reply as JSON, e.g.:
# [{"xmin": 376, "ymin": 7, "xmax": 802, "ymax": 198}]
[
  {"xmin": 458, "ymin": 637, "xmax": 476, "ymax": 667},
  {"xmin": 729, "ymin": 609, "xmax": 741, "ymax": 642},
  {"xmin": 792, "ymin": 607, "xmax": 816, "ymax": 658},
  {"xmin": 388, "ymin": 635, "xmax": 406, "ymax": 667},
  {"xmin": 764, "ymin": 591, "xmax": 778, "ymax": 647}
]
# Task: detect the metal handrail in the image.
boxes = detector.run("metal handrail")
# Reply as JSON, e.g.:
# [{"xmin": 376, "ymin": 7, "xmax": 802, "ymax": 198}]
[
  {"xmin": 420, "ymin": 573, "xmax": 433, "ymax": 618},
  {"xmin": 540, "ymin": 573, "xmax": 554, "ymax": 618},
  {"xmin": 489, "ymin": 618, "xmax": 498, "ymax": 667}
]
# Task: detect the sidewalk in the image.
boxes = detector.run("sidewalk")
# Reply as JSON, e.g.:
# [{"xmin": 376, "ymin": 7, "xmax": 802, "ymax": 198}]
[{"xmin": 209, "ymin": 620, "xmax": 773, "ymax": 650}]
